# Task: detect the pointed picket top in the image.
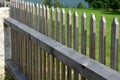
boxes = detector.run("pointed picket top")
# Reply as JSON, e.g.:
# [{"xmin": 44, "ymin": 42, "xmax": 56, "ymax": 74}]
[
  {"xmin": 29, "ymin": 2, "xmax": 32, "ymax": 13},
  {"xmin": 100, "ymin": 16, "xmax": 106, "ymax": 27},
  {"xmin": 43, "ymin": 5, "xmax": 46, "ymax": 16},
  {"xmin": 100, "ymin": 16, "xmax": 106, "ymax": 24},
  {"xmin": 67, "ymin": 10, "xmax": 72, "ymax": 24},
  {"xmin": 61, "ymin": 8, "xmax": 66, "ymax": 45},
  {"xmin": 31, "ymin": 2, "xmax": 35, "ymax": 13},
  {"xmin": 91, "ymin": 13, "xmax": 96, "ymax": 21},
  {"xmin": 74, "ymin": 11, "xmax": 78, "ymax": 28},
  {"xmin": 16, "ymin": 0, "xmax": 18, "ymax": 8},
  {"xmin": 74, "ymin": 11, "xmax": 78, "ymax": 51},
  {"xmin": 112, "ymin": 17, "xmax": 119, "ymax": 39},
  {"xmin": 82, "ymin": 12, "xmax": 87, "ymax": 19},
  {"xmin": 27, "ymin": 2, "xmax": 29, "ymax": 12},
  {"xmin": 39, "ymin": 4, "xmax": 42, "ymax": 16},
  {"xmin": 51, "ymin": 6, "xmax": 55, "ymax": 20},
  {"xmin": 82, "ymin": 12, "xmax": 87, "ymax": 30},
  {"xmin": 56, "ymin": 7, "xmax": 60, "ymax": 21},
  {"xmin": 90, "ymin": 13, "xmax": 96, "ymax": 33},
  {"xmin": 15, "ymin": 0, "xmax": 17, "ymax": 8},
  {"xmin": 61, "ymin": 8, "xmax": 65, "ymax": 25},
  {"xmin": 100, "ymin": 16, "xmax": 106, "ymax": 35},
  {"xmin": 46, "ymin": 6, "xmax": 50, "ymax": 19},
  {"xmin": 36, "ymin": 3, "xmax": 39, "ymax": 15}
]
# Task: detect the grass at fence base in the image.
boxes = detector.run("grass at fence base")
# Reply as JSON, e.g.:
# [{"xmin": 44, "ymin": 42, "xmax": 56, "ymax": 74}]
[
  {"xmin": 0, "ymin": 68, "xmax": 14, "ymax": 80},
  {"xmin": 61, "ymin": 8, "xmax": 120, "ymax": 71}
]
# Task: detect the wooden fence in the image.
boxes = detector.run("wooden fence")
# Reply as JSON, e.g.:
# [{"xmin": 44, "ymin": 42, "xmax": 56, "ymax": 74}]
[
  {"xmin": 4, "ymin": 0, "xmax": 120, "ymax": 80},
  {"xmin": 0, "ymin": 0, "xmax": 4, "ymax": 7}
]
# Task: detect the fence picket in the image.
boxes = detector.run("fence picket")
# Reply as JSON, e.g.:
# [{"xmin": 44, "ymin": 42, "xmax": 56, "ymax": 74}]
[
  {"xmin": 110, "ymin": 17, "xmax": 119, "ymax": 71},
  {"xmin": 51, "ymin": 7, "xmax": 55, "ymax": 39},
  {"xmin": 81, "ymin": 12, "xmax": 87, "ymax": 80},
  {"xmin": 61, "ymin": 8, "xmax": 66, "ymax": 80},
  {"xmin": 90, "ymin": 14, "xmax": 96, "ymax": 59},
  {"xmin": 99, "ymin": 16, "xmax": 106, "ymax": 64},
  {"xmin": 46, "ymin": 6, "xmax": 51, "ymax": 80},
  {"xmin": 67, "ymin": 10, "xmax": 72, "ymax": 80},
  {"xmin": 56, "ymin": 7, "xmax": 60, "ymax": 80},
  {"xmin": 73, "ymin": 11, "xmax": 79, "ymax": 80},
  {"xmin": 51, "ymin": 7, "xmax": 55, "ymax": 80},
  {"xmin": 46, "ymin": 6, "xmax": 50, "ymax": 36}
]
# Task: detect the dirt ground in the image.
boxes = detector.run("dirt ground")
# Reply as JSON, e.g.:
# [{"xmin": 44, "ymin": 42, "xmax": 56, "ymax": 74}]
[{"xmin": 0, "ymin": 7, "xmax": 14, "ymax": 80}]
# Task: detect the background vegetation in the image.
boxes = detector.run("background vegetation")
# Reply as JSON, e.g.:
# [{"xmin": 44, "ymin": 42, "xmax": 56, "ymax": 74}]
[{"xmin": 85, "ymin": 0, "xmax": 120, "ymax": 10}]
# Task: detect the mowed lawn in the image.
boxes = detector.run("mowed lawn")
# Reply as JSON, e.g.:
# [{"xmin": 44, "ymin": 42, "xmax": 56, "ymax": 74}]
[{"xmin": 61, "ymin": 8, "xmax": 120, "ymax": 71}]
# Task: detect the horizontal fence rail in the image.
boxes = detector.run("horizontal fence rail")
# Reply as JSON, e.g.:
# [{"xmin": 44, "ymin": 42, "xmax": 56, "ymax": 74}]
[
  {"xmin": 5, "ymin": 0, "xmax": 120, "ymax": 80},
  {"xmin": 4, "ymin": 17, "xmax": 120, "ymax": 80}
]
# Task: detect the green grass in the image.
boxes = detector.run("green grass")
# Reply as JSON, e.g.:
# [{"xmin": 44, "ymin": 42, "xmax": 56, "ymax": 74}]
[
  {"xmin": 0, "ymin": 69, "xmax": 14, "ymax": 80},
  {"xmin": 60, "ymin": 8, "xmax": 120, "ymax": 71}
]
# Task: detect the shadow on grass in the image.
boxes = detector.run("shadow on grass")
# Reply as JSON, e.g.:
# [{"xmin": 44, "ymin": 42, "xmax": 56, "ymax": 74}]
[
  {"xmin": 101, "ymin": 10, "xmax": 120, "ymax": 15},
  {"xmin": 4, "ymin": 67, "xmax": 14, "ymax": 80}
]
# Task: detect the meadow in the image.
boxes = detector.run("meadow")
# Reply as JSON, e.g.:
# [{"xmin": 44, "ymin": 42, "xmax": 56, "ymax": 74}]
[{"xmin": 61, "ymin": 8, "xmax": 120, "ymax": 70}]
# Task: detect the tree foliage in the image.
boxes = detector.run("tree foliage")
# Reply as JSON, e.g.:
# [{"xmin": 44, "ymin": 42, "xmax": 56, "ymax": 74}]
[
  {"xmin": 43, "ymin": 0, "xmax": 52, "ymax": 7},
  {"xmin": 85, "ymin": 0, "xmax": 120, "ymax": 10},
  {"xmin": 77, "ymin": 2, "xmax": 84, "ymax": 8},
  {"xmin": 54, "ymin": 0, "xmax": 62, "ymax": 7}
]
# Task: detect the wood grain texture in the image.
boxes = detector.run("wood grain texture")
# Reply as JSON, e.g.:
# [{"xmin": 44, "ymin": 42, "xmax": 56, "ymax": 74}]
[
  {"xmin": 99, "ymin": 16, "xmax": 106, "ymax": 65},
  {"xmin": 110, "ymin": 17, "xmax": 119, "ymax": 71},
  {"xmin": 67, "ymin": 10, "xmax": 72, "ymax": 80},
  {"xmin": 5, "ymin": 18, "xmax": 120, "ymax": 80},
  {"xmin": 90, "ymin": 14, "xmax": 96, "ymax": 59},
  {"xmin": 73, "ymin": 11, "xmax": 79, "ymax": 80},
  {"xmin": 61, "ymin": 8, "xmax": 66, "ymax": 80}
]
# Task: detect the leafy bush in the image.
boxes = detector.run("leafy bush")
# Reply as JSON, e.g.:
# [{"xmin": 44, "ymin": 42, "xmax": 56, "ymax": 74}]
[{"xmin": 77, "ymin": 2, "xmax": 84, "ymax": 8}]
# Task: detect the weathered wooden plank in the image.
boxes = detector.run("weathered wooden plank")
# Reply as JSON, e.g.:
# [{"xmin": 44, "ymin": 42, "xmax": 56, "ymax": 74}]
[
  {"xmin": 29, "ymin": 2, "xmax": 33, "ymax": 28},
  {"xmin": 32, "ymin": 3, "xmax": 35, "ymax": 29},
  {"xmin": 39, "ymin": 4, "xmax": 42, "ymax": 33},
  {"xmin": 73, "ymin": 11, "xmax": 79, "ymax": 80},
  {"xmin": 50, "ymin": 6, "xmax": 55, "ymax": 80},
  {"xmin": 5, "ymin": 17, "xmax": 120, "ymax": 80},
  {"xmin": 31, "ymin": 43, "xmax": 35, "ymax": 80},
  {"xmin": 5, "ymin": 59, "xmax": 27, "ymax": 80},
  {"xmin": 46, "ymin": 6, "xmax": 50, "ymax": 36},
  {"xmin": 28, "ymin": 40, "xmax": 32, "ymax": 80},
  {"xmin": 11, "ymin": 28, "xmax": 14, "ymax": 61},
  {"xmin": 46, "ymin": 6, "xmax": 51, "ymax": 80},
  {"xmin": 99, "ymin": 16, "xmax": 106, "ymax": 64},
  {"xmin": 36, "ymin": 3, "xmax": 39, "ymax": 31},
  {"xmin": 40, "ymin": 48, "xmax": 42, "ymax": 80},
  {"xmin": 42, "ymin": 5, "xmax": 47, "ymax": 80},
  {"xmin": 26, "ymin": 37, "xmax": 29, "ymax": 78},
  {"xmin": 23, "ymin": 36, "xmax": 26, "ymax": 75},
  {"xmin": 61, "ymin": 8, "xmax": 66, "ymax": 80},
  {"xmin": 42, "ymin": 5, "xmax": 46, "ymax": 34},
  {"xmin": 27, "ymin": 2, "xmax": 30, "ymax": 27},
  {"xmin": 81, "ymin": 12, "xmax": 87, "ymax": 55},
  {"xmin": 38, "ymin": 4, "xmax": 42, "ymax": 80},
  {"xmin": 15, "ymin": 31, "xmax": 18, "ymax": 65},
  {"xmin": 56, "ymin": 7, "xmax": 60, "ymax": 80},
  {"xmin": 35, "ymin": 3, "xmax": 39, "ymax": 80},
  {"xmin": 110, "ymin": 17, "xmax": 119, "ymax": 71},
  {"xmin": 81, "ymin": 12, "xmax": 87, "ymax": 80},
  {"xmin": 90, "ymin": 14, "xmax": 96, "ymax": 59},
  {"xmin": 19, "ymin": 33, "xmax": 22, "ymax": 71},
  {"xmin": 67, "ymin": 10, "xmax": 72, "ymax": 80},
  {"xmin": 51, "ymin": 7, "xmax": 55, "ymax": 39}
]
